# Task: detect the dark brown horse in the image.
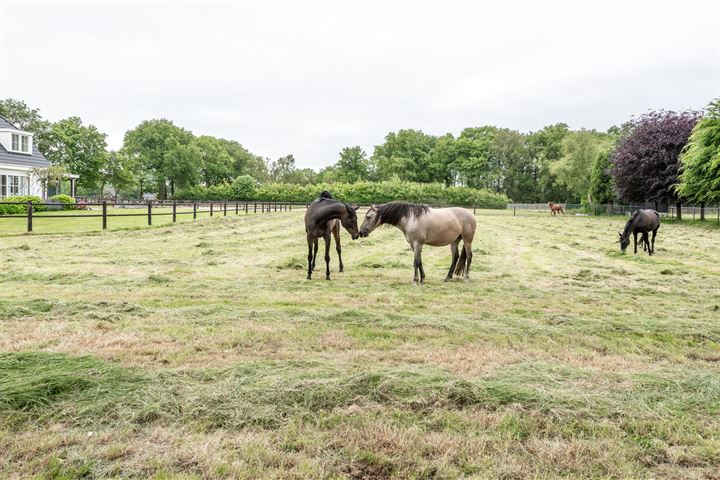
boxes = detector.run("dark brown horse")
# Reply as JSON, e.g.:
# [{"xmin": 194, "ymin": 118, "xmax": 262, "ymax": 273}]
[
  {"xmin": 305, "ymin": 192, "xmax": 359, "ymax": 280},
  {"xmin": 548, "ymin": 202, "xmax": 564, "ymax": 216},
  {"xmin": 618, "ymin": 209, "xmax": 660, "ymax": 255}
]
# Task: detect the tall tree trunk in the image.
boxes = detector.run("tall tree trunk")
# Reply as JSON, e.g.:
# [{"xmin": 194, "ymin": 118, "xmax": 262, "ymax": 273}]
[
  {"xmin": 170, "ymin": 179, "xmax": 175, "ymax": 197},
  {"xmin": 138, "ymin": 179, "xmax": 144, "ymax": 200},
  {"xmin": 676, "ymin": 201, "xmax": 682, "ymax": 220},
  {"xmin": 606, "ymin": 201, "xmax": 613, "ymax": 215}
]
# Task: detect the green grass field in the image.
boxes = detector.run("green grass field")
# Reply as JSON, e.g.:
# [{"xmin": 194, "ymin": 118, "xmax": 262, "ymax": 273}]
[{"xmin": 1, "ymin": 210, "xmax": 718, "ymax": 479}]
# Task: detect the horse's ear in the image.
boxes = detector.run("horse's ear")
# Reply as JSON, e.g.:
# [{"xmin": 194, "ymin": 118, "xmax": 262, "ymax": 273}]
[{"xmin": 351, "ymin": 204, "xmax": 359, "ymax": 211}]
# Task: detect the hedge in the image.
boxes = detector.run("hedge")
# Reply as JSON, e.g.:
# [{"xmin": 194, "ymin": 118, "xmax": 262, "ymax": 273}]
[
  {"xmin": 175, "ymin": 181, "xmax": 510, "ymax": 208},
  {"xmin": 0, "ymin": 196, "xmax": 46, "ymax": 215},
  {"xmin": 49, "ymin": 194, "xmax": 76, "ymax": 210}
]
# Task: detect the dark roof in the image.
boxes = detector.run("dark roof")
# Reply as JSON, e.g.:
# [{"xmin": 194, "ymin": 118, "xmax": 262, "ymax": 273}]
[{"xmin": 0, "ymin": 114, "xmax": 50, "ymax": 168}]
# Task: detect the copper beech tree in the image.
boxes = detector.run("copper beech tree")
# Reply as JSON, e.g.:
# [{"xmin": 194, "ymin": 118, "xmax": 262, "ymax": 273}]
[{"xmin": 611, "ymin": 110, "xmax": 700, "ymax": 219}]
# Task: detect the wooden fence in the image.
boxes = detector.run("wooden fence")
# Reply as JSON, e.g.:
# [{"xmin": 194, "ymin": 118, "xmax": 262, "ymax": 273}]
[{"xmin": 0, "ymin": 200, "xmax": 299, "ymax": 233}]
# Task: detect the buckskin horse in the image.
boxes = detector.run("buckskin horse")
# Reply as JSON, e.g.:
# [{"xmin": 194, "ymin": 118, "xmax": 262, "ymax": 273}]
[
  {"xmin": 304, "ymin": 192, "xmax": 359, "ymax": 280},
  {"xmin": 358, "ymin": 202, "xmax": 477, "ymax": 284},
  {"xmin": 618, "ymin": 209, "xmax": 660, "ymax": 255}
]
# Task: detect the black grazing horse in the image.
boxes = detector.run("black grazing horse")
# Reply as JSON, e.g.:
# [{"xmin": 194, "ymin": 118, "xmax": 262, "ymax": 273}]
[
  {"xmin": 618, "ymin": 209, "xmax": 660, "ymax": 255},
  {"xmin": 304, "ymin": 192, "xmax": 359, "ymax": 280}
]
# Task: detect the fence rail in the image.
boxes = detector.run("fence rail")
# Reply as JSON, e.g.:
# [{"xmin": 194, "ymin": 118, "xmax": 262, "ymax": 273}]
[
  {"xmin": 0, "ymin": 200, "xmax": 300, "ymax": 233},
  {"xmin": 2, "ymin": 200, "xmax": 718, "ymax": 234},
  {"xmin": 507, "ymin": 203, "xmax": 720, "ymax": 222}
]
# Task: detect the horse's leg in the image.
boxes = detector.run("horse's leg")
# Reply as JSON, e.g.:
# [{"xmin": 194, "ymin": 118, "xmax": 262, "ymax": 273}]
[
  {"xmin": 633, "ymin": 232, "xmax": 638, "ymax": 254},
  {"xmin": 411, "ymin": 242, "xmax": 420, "ymax": 285},
  {"xmin": 463, "ymin": 241, "xmax": 473, "ymax": 282},
  {"xmin": 312, "ymin": 238, "xmax": 318, "ymax": 271},
  {"xmin": 333, "ymin": 222, "xmax": 343, "ymax": 272},
  {"xmin": 306, "ymin": 235, "xmax": 314, "ymax": 280},
  {"xmin": 323, "ymin": 233, "xmax": 331, "ymax": 280},
  {"xmin": 445, "ymin": 239, "xmax": 460, "ymax": 282},
  {"xmin": 417, "ymin": 244, "xmax": 425, "ymax": 284},
  {"xmin": 643, "ymin": 232, "xmax": 651, "ymax": 255},
  {"xmin": 651, "ymin": 229, "xmax": 657, "ymax": 254}
]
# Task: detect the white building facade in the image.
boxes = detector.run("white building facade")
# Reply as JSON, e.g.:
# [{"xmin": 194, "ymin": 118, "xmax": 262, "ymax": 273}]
[{"xmin": 0, "ymin": 114, "xmax": 52, "ymax": 199}]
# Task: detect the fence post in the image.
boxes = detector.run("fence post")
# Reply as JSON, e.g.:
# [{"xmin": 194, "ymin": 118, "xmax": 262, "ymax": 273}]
[
  {"xmin": 245, "ymin": 202, "xmax": 248, "ymax": 214},
  {"xmin": 172, "ymin": 201, "xmax": 177, "ymax": 223},
  {"xmin": 262, "ymin": 202, "xmax": 265, "ymax": 213},
  {"xmin": 102, "ymin": 201, "xmax": 107, "ymax": 230},
  {"xmin": 147, "ymin": 201, "xmax": 152, "ymax": 226},
  {"xmin": 274, "ymin": 202, "xmax": 277, "ymax": 212},
  {"xmin": 289, "ymin": 203, "xmax": 292, "ymax": 211},
  {"xmin": 210, "ymin": 203, "xmax": 213, "ymax": 217},
  {"xmin": 254, "ymin": 202, "xmax": 257, "ymax": 213},
  {"xmin": 692, "ymin": 206, "xmax": 695, "ymax": 221},
  {"xmin": 223, "ymin": 202, "xmax": 227, "ymax": 217},
  {"xmin": 26, "ymin": 201, "xmax": 33, "ymax": 232},
  {"xmin": 235, "ymin": 202, "xmax": 239, "ymax": 215},
  {"xmin": 193, "ymin": 202, "xmax": 197, "ymax": 220},
  {"xmin": 513, "ymin": 207, "xmax": 516, "ymax": 216}
]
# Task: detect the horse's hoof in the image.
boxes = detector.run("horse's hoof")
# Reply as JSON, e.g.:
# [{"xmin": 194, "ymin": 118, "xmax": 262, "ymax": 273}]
[
  {"xmin": 339, "ymin": 267, "xmax": 344, "ymax": 272},
  {"xmin": 444, "ymin": 277, "xmax": 452, "ymax": 282},
  {"xmin": 306, "ymin": 276, "xmax": 312, "ymax": 280}
]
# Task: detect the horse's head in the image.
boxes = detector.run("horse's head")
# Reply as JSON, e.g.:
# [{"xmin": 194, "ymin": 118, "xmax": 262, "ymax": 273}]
[
  {"xmin": 618, "ymin": 231, "xmax": 630, "ymax": 252},
  {"xmin": 340, "ymin": 204, "xmax": 360, "ymax": 240},
  {"xmin": 359, "ymin": 205, "xmax": 381, "ymax": 237}
]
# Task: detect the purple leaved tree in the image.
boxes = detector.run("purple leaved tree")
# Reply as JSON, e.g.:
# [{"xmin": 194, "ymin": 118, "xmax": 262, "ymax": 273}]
[{"xmin": 610, "ymin": 110, "xmax": 700, "ymax": 219}]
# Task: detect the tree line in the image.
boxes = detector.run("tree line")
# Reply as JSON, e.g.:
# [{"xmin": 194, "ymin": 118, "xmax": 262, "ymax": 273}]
[{"xmin": 1, "ymin": 97, "xmax": 718, "ymax": 209}]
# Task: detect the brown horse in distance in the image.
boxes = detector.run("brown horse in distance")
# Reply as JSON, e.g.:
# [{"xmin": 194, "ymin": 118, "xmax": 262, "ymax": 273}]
[
  {"xmin": 304, "ymin": 192, "xmax": 359, "ymax": 280},
  {"xmin": 548, "ymin": 202, "xmax": 565, "ymax": 216}
]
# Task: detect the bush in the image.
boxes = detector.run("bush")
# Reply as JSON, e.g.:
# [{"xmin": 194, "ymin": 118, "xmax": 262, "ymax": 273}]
[
  {"xmin": 0, "ymin": 196, "xmax": 46, "ymax": 215},
  {"xmin": 231, "ymin": 175, "xmax": 257, "ymax": 200},
  {"xmin": 49, "ymin": 194, "xmax": 76, "ymax": 210},
  {"xmin": 174, "ymin": 181, "xmax": 509, "ymax": 208}
]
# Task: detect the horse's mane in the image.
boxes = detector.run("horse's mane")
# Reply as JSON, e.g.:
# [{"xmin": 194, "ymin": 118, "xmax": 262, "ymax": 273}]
[
  {"xmin": 319, "ymin": 191, "xmax": 333, "ymax": 199},
  {"xmin": 378, "ymin": 201, "xmax": 429, "ymax": 226}
]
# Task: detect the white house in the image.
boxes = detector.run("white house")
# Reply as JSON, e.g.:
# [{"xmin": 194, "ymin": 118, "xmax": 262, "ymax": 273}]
[{"xmin": 0, "ymin": 114, "xmax": 78, "ymax": 199}]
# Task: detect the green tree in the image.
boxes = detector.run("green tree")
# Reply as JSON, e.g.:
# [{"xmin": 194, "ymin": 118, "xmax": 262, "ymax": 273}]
[
  {"xmin": 589, "ymin": 150, "xmax": 616, "ymax": 209},
  {"xmin": 194, "ymin": 135, "xmax": 234, "ymax": 186},
  {"xmin": 491, "ymin": 129, "xmax": 535, "ymax": 202},
  {"xmin": 677, "ymin": 99, "xmax": 720, "ymax": 212},
  {"xmin": 0, "ymin": 98, "xmax": 52, "ymax": 154},
  {"xmin": 334, "ymin": 146, "xmax": 370, "ymax": 183},
  {"xmin": 122, "ymin": 119, "xmax": 199, "ymax": 199},
  {"xmin": 527, "ymin": 124, "xmax": 572, "ymax": 202},
  {"xmin": 372, "ymin": 130, "xmax": 444, "ymax": 183},
  {"xmin": 100, "ymin": 151, "xmax": 137, "ymax": 199},
  {"xmin": 450, "ymin": 127, "xmax": 495, "ymax": 189},
  {"xmin": 551, "ymin": 130, "xmax": 612, "ymax": 203},
  {"xmin": 43, "ymin": 117, "xmax": 108, "ymax": 190}
]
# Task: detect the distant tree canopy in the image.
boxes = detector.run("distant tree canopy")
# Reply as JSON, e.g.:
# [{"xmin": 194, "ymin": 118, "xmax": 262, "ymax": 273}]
[
  {"xmin": 611, "ymin": 110, "xmax": 700, "ymax": 205},
  {"xmin": 4, "ymin": 96, "xmax": 718, "ymax": 206},
  {"xmin": 677, "ymin": 99, "xmax": 720, "ymax": 205}
]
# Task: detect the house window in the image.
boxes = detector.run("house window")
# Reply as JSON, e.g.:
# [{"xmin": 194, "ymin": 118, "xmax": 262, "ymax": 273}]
[
  {"xmin": 8, "ymin": 176, "xmax": 20, "ymax": 196},
  {"xmin": 3, "ymin": 175, "xmax": 28, "ymax": 196},
  {"xmin": 9, "ymin": 133, "xmax": 30, "ymax": 153}
]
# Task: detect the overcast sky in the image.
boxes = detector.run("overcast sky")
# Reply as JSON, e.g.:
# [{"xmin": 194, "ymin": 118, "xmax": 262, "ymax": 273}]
[{"xmin": 1, "ymin": 0, "xmax": 718, "ymax": 170}]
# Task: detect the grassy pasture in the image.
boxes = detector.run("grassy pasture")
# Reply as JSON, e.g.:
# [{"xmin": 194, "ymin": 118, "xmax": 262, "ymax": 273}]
[{"xmin": 0, "ymin": 210, "xmax": 718, "ymax": 479}]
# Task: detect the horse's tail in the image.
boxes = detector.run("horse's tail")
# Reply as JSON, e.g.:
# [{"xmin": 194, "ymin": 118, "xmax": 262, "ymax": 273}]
[
  {"xmin": 560, "ymin": 206, "xmax": 565, "ymax": 214},
  {"xmin": 454, "ymin": 244, "xmax": 467, "ymax": 276}
]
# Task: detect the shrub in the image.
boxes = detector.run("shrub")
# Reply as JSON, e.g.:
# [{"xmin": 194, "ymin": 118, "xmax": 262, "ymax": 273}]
[
  {"xmin": 232, "ymin": 175, "xmax": 257, "ymax": 200},
  {"xmin": 49, "ymin": 194, "xmax": 76, "ymax": 210},
  {"xmin": 175, "ymin": 181, "xmax": 510, "ymax": 208},
  {"xmin": 0, "ymin": 196, "xmax": 46, "ymax": 215}
]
